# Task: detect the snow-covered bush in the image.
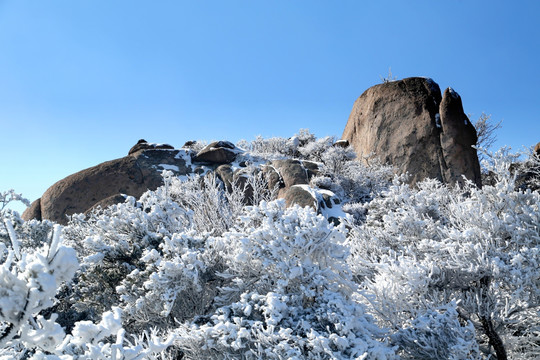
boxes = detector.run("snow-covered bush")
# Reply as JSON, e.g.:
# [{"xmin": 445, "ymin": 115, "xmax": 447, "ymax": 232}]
[
  {"xmin": 349, "ymin": 148, "xmax": 540, "ymax": 359},
  {"xmin": 173, "ymin": 201, "xmax": 397, "ymax": 359},
  {"xmin": 237, "ymin": 129, "xmax": 335, "ymax": 163},
  {"xmin": 392, "ymin": 304, "xmax": 480, "ymax": 360},
  {"xmin": 1, "ymin": 133, "xmax": 539, "ymax": 359}
]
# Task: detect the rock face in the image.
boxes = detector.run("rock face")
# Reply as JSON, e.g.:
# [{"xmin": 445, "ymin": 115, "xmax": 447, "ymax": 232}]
[
  {"xmin": 535, "ymin": 142, "xmax": 540, "ymax": 157},
  {"xmin": 23, "ymin": 144, "xmax": 192, "ymax": 224},
  {"xmin": 342, "ymin": 77, "xmax": 481, "ymax": 186}
]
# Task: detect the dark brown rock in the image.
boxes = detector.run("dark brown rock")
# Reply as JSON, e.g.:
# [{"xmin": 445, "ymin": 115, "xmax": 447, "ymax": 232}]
[
  {"xmin": 232, "ymin": 168, "xmax": 255, "ymax": 204},
  {"xmin": 182, "ymin": 140, "xmax": 197, "ymax": 149},
  {"xmin": 284, "ymin": 185, "xmax": 317, "ymax": 210},
  {"xmin": 22, "ymin": 147, "xmax": 192, "ymax": 224},
  {"xmin": 271, "ymin": 160, "xmax": 309, "ymax": 189},
  {"xmin": 194, "ymin": 141, "xmax": 239, "ymax": 164},
  {"xmin": 262, "ymin": 165, "xmax": 282, "ymax": 191},
  {"xmin": 439, "ymin": 88, "xmax": 481, "ymax": 186},
  {"xmin": 342, "ymin": 77, "xmax": 481, "ymax": 186},
  {"xmin": 535, "ymin": 142, "xmax": 540, "ymax": 157},
  {"xmin": 24, "ymin": 199, "xmax": 42, "ymax": 222},
  {"xmin": 301, "ymin": 161, "xmax": 319, "ymax": 180},
  {"xmin": 215, "ymin": 165, "xmax": 234, "ymax": 191},
  {"xmin": 85, "ymin": 194, "xmax": 128, "ymax": 216},
  {"xmin": 128, "ymin": 139, "xmax": 174, "ymax": 156}
]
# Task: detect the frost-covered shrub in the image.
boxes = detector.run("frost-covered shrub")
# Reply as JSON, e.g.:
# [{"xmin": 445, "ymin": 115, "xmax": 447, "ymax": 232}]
[
  {"xmin": 3, "ymin": 134, "xmax": 540, "ymax": 359},
  {"xmin": 311, "ymin": 152, "xmax": 396, "ymax": 218},
  {"xmin": 239, "ymin": 135, "xmax": 298, "ymax": 159},
  {"xmin": 238, "ymin": 129, "xmax": 336, "ymax": 163},
  {"xmin": 0, "ymin": 222, "xmax": 78, "ymax": 353},
  {"xmin": 115, "ymin": 230, "xmax": 224, "ymax": 333},
  {"xmin": 393, "ymin": 305, "xmax": 480, "ymax": 360},
  {"xmin": 349, "ymin": 148, "xmax": 540, "ymax": 359},
  {"xmin": 320, "ymin": 145, "xmax": 357, "ymax": 175},
  {"xmin": 298, "ymin": 136, "xmax": 335, "ymax": 161},
  {"xmin": 174, "ymin": 201, "xmax": 397, "ymax": 359}
]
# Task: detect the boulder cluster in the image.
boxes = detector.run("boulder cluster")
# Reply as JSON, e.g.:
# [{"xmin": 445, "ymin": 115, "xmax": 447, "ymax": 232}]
[
  {"xmin": 24, "ymin": 77, "xmax": 536, "ymax": 225},
  {"xmin": 23, "ymin": 140, "xmax": 338, "ymax": 224}
]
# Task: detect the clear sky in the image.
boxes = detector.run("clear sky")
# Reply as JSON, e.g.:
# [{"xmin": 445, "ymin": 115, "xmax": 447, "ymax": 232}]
[{"xmin": 1, "ymin": 0, "xmax": 539, "ymax": 213}]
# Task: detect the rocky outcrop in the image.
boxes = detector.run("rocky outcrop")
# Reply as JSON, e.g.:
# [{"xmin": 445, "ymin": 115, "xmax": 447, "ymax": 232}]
[
  {"xmin": 438, "ymin": 88, "xmax": 481, "ymax": 186},
  {"xmin": 342, "ymin": 77, "xmax": 481, "ymax": 187},
  {"xmin": 194, "ymin": 141, "xmax": 240, "ymax": 164},
  {"xmin": 285, "ymin": 185, "xmax": 317, "ymax": 210},
  {"xmin": 23, "ymin": 139, "xmax": 332, "ymax": 224},
  {"xmin": 535, "ymin": 142, "xmax": 540, "ymax": 157},
  {"xmin": 23, "ymin": 144, "xmax": 193, "ymax": 224}
]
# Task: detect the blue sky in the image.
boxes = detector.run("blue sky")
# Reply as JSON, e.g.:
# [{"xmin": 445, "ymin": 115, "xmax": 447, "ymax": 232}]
[{"xmin": 1, "ymin": 0, "xmax": 539, "ymax": 212}]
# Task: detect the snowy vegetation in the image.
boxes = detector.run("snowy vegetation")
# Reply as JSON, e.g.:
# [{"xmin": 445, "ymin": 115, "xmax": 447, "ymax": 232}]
[{"xmin": 1, "ymin": 130, "xmax": 539, "ymax": 359}]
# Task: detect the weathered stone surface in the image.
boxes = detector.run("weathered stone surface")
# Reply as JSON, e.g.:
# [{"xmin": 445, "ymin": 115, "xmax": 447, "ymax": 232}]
[
  {"xmin": 342, "ymin": 77, "xmax": 481, "ymax": 186},
  {"xmin": 262, "ymin": 165, "xmax": 282, "ymax": 191},
  {"xmin": 215, "ymin": 165, "xmax": 234, "ymax": 191},
  {"xmin": 85, "ymin": 194, "xmax": 128, "ymax": 216},
  {"xmin": 182, "ymin": 140, "xmax": 198, "ymax": 149},
  {"xmin": 24, "ymin": 199, "xmax": 41, "ymax": 222},
  {"xmin": 128, "ymin": 139, "xmax": 174, "ymax": 156},
  {"xmin": 194, "ymin": 141, "xmax": 239, "ymax": 164},
  {"xmin": 535, "ymin": 142, "xmax": 540, "ymax": 157},
  {"xmin": 302, "ymin": 161, "xmax": 319, "ymax": 180},
  {"xmin": 284, "ymin": 185, "xmax": 317, "ymax": 210},
  {"xmin": 439, "ymin": 88, "xmax": 481, "ymax": 186},
  {"xmin": 271, "ymin": 160, "xmax": 309, "ymax": 189},
  {"xmin": 22, "ymin": 146, "xmax": 192, "ymax": 224},
  {"xmin": 233, "ymin": 168, "xmax": 255, "ymax": 204}
]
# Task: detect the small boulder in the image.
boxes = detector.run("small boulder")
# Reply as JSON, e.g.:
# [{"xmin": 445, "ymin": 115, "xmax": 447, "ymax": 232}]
[
  {"xmin": 261, "ymin": 165, "xmax": 283, "ymax": 191},
  {"xmin": 271, "ymin": 160, "xmax": 309, "ymax": 189},
  {"xmin": 215, "ymin": 165, "xmax": 234, "ymax": 191},
  {"xmin": 85, "ymin": 194, "xmax": 128, "ymax": 216},
  {"xmin": 302, "ymin": 161, "xmax": 319, "ymax": 180},
  {"xmin": 194, "ymin": 141, "xmax": 240, "ymax": 164},
  {"xmin": 333, "ymin": 139, "xmax": 350, "ymax": 148},
  {"xmin": 284, "ymin": 185, "xmax": 317, "ymax": 210},
  {"xmin": 128, "ymin": 139, "xmax": 174, "ymax": 156},
  {"xmin": 182, "ymin": 140, "xmax": 198, "ymax": 149}
]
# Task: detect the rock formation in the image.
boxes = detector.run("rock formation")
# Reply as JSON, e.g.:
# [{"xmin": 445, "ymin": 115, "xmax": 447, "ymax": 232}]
[
  {"xmin": 22, "ymin": 140, "xmax": 337, "ymax": 224},
  {"xmin": 23, "ymin": 142, "xmax": 192, "ymax": 224},
  {"xmin": 342, "ymin": 77, "xmax": 481, "ymax": 186},
  {"xmin": 193, "ymin": 141, "xmax": 240, "ymax": 164}
]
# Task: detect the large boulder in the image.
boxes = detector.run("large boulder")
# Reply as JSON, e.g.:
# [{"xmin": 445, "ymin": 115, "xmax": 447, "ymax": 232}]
[
  {"xmin": 342, "ymin": 77, "xmax": 481, "ymax": 187},
  {"xmin": 22, "ymin": 143, "xmax": 192, "ymax": 224}
]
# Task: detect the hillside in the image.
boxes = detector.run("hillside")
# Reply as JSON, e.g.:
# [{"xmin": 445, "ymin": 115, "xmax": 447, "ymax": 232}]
[{"xmin": 1, "ymin": 130, "xmax": 539, "ymax": 359}]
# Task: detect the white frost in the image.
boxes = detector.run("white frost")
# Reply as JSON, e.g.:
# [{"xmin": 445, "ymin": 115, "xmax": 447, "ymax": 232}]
[{"xmin": 158, "ymin": 164, "xmax": 180, "ymax": 172}]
